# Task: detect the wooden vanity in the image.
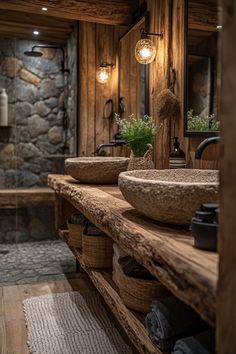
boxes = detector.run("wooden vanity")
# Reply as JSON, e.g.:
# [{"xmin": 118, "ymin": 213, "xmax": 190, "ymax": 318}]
[{"xmin": 48, "ymin": 174, "xmax": 218, "ymax": 354}]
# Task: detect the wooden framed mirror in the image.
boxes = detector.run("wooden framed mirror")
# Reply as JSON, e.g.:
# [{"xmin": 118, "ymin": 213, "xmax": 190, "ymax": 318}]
[
  {"xmin": 118, "ymin": 13, "xmax": 149, "ymax": 118},
  {"xmin": 184, "ymin": 0, "xmax": 220, "ymax": 137}
]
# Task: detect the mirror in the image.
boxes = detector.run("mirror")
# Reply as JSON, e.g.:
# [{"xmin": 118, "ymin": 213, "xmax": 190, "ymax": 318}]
[
  {"xmin": 118, "ymin": 14, "xmax": 149, "ymax": 118},
  {"xmin": 184, "ymin": 0, "xmax": 220, "ymax": 137}
]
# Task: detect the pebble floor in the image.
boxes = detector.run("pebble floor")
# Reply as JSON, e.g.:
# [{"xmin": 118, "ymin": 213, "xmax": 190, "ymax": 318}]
[{"xmin": 0, "ymin": 240, "xmax": 76, "ymax": 286}]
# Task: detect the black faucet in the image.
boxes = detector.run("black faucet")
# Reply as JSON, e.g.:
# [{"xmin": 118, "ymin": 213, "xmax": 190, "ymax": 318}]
[
  {"xmin": 195, "ymin": 136, "xmax": 220, "ymax": 159},
  {"xmin": 95, "ymin": 132, "xmax": 125, "ymax": 154}
]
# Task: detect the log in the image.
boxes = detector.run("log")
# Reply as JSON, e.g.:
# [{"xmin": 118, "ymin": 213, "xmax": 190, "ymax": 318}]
[{"xmin": 48, "ymin": 175, "xmax": 218, "ymax": 326}]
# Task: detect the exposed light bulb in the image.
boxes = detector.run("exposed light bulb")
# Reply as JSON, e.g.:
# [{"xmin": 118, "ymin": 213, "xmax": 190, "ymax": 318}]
[
  {"xmin": 96, "ymin": 65, "xmax": 110, "ymax": 84},
  {"xmin": 217, "ymin": 25, "xmax": 222, "ymax": 29},
  {"xmin": 135, "ymin": 38, "xmax": 156, "ymax": 64},
  {"xmin": 42, "ymin": 7, "xmax": 48, "ymax": 11},
  {"xmin": 33, "ymin": 30, "xmax": 39, "ymax": 35}
]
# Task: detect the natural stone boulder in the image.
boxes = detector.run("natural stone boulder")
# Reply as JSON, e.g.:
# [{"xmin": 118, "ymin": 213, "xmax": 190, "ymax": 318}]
[
  {"xmin": 14, "ymin": 80, "xmax": 38, "ymax": 103},
  {"xmin": 20, "ymin": 68, "xmax": 41, "ymax": 86},
  {"xmin": 45, "ymin": 97, "xmax": 58, "ymax": 109},
  {"xmin": 28, "ymin": 115, "xmax": 49, "ymax": 138},
  {"xmin": 15, "ymin": 143, "xmax": 42, "ymax": 159},
  {"xmin": 45, "ymin": 113, "xmax": 59, "ymax": 126},
  {"xmin": 7, "ymin": 156, "xmax": 24, "ymax": 169},
  {"xmin": 2, "ymin": 57, "xmax": 23, "ymax": 78},
  {"xmin": 48, "ymin": 126, "xmax": 63, "ymax": 145},
  {"xmin": 18, "ymin": 170, "xmax": 39, "ymax": 187},
  {"xmin": 40, "ymin": 47, "xmax": 56, "ymax": 60},
  {"xmin": 39, "ymin": 79, "xmax": 59, "ymax": 99},
  {"xmin": 5, "ymin": 169, "xmax": 19, "ymax": 188},
  {"xmin": 33, "ymin": 101, "xmax": 50, "ymax": 117},
  {"xmin": 0, "ymin": 144, "xmax": 15, "ymax": 165},
  {"xmin": 55, "ymin": 74, "xmax": 64, "ymax": 88},
  {"xmin": 14, "ymin": 102, "xmax": 33, "ymax": 124},
  {"xmin": 15, "ymin": 126, "xmax": 30, "ymax": 143}
]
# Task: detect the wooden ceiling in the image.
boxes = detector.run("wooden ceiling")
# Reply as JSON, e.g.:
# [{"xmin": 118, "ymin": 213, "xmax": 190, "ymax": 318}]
[
  {"xmin": 0, "ymin": 10, "xmax": 74, "ymax": 43},
  {"xmin": 0, "ymin": 0, "xmax": 137, "ymax": 26},
  {"xmin": 0, "ymin": 0, "xmax": 137, "ymax": 43}
]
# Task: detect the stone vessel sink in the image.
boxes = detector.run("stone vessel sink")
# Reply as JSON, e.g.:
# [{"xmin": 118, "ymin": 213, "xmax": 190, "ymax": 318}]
[
  {"xmin": 65, "ymin": 157, "xmax": 129, "ymax": 184},
  {"xmin": 119, "ymin": 169, "xmax": 219, "ymax": 225}
]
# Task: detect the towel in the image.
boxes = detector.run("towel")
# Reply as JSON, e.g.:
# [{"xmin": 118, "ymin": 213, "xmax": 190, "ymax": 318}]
[
  {"xmin": 171, "ymin": 330, "xmax": 215, "ymax": 354},
  {"xmin": 145, "ymin": 297, "xmax": 207, "ymax": 351},
  {"xmin": 118, "ymin": 255, "xmax": 156, "ymax": 280}
]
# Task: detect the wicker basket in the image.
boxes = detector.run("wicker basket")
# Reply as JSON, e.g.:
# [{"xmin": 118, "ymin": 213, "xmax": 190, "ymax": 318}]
[
  {"xmin": 112, "ymin": 255, "xmax": 169, "ymax": 313},
  {"xmin": 82, "ymin": 224, "xmax": 113, "ymax": 268},
  {"xmin": 67, "ymin": 213, "xmax": 86, "ymax": 248}
]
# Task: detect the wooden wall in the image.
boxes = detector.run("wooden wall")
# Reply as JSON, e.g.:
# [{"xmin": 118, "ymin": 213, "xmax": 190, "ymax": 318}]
[
  {"xmin": 146, "ymin": 0, "xmax": 219, "ymax": 169},
  {"xmin": 78, "ymin": 0, "xmax": 219, "ymax": 169},
  {"xmin": 78, "ymin": 22, "xmax": 125, "ymax": 156}
]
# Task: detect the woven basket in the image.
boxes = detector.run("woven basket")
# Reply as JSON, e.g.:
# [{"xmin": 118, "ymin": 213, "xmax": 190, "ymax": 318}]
[
  {"xmin": 82, "ymin": 224, "xmax": 113, "ymax": 268},
  {"xmin": 67, "ymin": 213, "xmax": 86, "ymax": 248},
  {"xmin": 112, "ymin": 255, "xmax": 169, "ymax": 313}
]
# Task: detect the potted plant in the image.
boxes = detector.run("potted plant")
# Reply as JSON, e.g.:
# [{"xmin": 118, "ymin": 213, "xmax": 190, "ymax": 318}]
[{"xmin": 116, "ymin": 114, "xmax": 161, "ymax": 170}]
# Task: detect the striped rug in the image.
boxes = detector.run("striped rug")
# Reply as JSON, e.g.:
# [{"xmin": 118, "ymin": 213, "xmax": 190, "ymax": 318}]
[{"xmin": 23, "ymin": 291, "xmax": 132, "ymax": 354}]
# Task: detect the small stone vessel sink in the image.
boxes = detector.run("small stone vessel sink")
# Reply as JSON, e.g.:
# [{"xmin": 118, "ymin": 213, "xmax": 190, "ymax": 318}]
[
  {"xmin": 65, "ymin": 157, "xmax": 129, "ymax": 184},
  {"xmin": 119, "ymin": 169, "xmax": 219, "ymax": 225}
]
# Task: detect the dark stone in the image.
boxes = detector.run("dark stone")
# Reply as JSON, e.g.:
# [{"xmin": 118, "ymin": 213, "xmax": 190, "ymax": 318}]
[
  {"xmin": 39, "ymin": 79, "xmax": 59, "ymax": 99},
  {"xmin": 15, "ymin": 143, "xmax": 42, "ymax": 159},
  {"xmin": 44, "ymin": 97, "xmax": 58, "ymax": 109}
]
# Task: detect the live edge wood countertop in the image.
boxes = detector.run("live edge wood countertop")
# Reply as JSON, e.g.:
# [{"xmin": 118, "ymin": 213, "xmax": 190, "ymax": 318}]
[{"xmin": 48, "ymin": 174, "xmax": 218, "ymax": 327}]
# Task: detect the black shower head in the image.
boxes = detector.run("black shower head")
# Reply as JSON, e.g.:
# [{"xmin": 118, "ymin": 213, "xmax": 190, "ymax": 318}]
[{"xmin": 24, "ymin": 50, "xmax": 43, "ymax": 57}]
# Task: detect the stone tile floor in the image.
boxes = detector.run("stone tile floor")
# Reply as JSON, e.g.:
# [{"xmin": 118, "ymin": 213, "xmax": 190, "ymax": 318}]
[{"xmin": 0, "ymin": 240, "xmax": 76, "ymax": 286}]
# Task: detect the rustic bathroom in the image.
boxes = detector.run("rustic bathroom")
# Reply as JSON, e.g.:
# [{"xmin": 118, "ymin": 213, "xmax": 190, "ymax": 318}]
[{"xmin": 0, "ymin": 0, "xmax": 234, "ymax": 353}]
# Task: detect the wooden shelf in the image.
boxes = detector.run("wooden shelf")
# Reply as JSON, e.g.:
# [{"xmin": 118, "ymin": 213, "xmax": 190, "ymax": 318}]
[
  {"xmin": 58, "ymin": 229, "xmax": 161, "ymax": 354},
  {"xmin": 49, "ymin": 175, "xmax": 218, "ymax": 326},
  {"xmin": 0, "ymin": 188, "xmax": 55, "ymax": 208}
]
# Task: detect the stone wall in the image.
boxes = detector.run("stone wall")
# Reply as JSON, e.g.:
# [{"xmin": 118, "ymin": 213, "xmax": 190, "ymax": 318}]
[
  {"xmin": 0, "ymin": 30, "xmax": 77, "ymax": 243},
  {"xmin": 0, "ymin": 36, "xmax": 77, "ymax": 188}
]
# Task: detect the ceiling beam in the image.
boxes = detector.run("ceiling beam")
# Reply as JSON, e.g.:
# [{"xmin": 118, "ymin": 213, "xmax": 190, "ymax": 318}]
[{"xmin": 0, "ymin": 0, "xmax": 137, "ymax": 26}]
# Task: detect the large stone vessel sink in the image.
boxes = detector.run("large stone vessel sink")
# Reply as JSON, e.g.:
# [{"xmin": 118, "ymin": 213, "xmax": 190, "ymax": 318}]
[
  {"xmin": 65, "ymin": 157, "xmax": 129, "ymax": 184},
  {"xmin": 119, "ymin": 169, "xmax": 219, "ymax": 225}
]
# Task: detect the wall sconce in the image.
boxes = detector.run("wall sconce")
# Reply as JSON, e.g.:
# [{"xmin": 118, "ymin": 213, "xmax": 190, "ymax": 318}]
[
  {"xmin": 96, "ymin": 63, "xmax": 114, "ymax": 84},
  {"xmin": 135, "ymin": 29, "xmax": 163, "ymax": 64}
]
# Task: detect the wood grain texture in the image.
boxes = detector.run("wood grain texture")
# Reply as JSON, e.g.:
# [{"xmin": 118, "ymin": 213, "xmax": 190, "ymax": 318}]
[
  {"xmin": 58, "ymin": 229, "xmax": 160, "ymax": 354},
  {"xmin": 0, "ymin": 9, "xmax": 73, "ymax": 43},
  {"xmin": 0, "ymin": 188, "xmax": 55, "ymax": 208},
  {"xmin": 78, "ymin": 22, "xmax": 124, "ymax": 157},
  {"xmin": 0, "ymin": 0, "xmax": 137, "ymax": 26},
  {"xmin": 217, "ymin": 0, "xmax": 236, "ymax": 352},
  {"xmin": 147, "ymin": 0, "xmax": 172, "ymax": 169},
  {"xmin": 49, "ymin": 175, "xmax": 218, "ymax": 326}
]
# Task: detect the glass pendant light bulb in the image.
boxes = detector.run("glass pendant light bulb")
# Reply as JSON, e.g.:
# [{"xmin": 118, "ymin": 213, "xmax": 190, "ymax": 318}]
[
  {"xmin": 96, "ymin": 65, "xmax": 110, "ymax": 84},
  {"xmin": 135, "ymin": 38, "xmax": 156, "ymax": 64}
]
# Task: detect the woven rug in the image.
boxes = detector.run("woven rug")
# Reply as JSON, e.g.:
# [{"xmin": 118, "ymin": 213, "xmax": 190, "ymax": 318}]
[{"xmin": 23, "ymin": 291, "xmax": 132, "ymax": 354}]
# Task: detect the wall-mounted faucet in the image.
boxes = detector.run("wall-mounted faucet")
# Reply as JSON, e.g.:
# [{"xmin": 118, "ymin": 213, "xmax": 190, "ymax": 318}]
[
  {"xmin": 195, "ymin": 136, "xmax": 220, "ymax": 159},
  {"xmin": 95, "ymin": 132, "xmax": 125, "ymax": 154}
]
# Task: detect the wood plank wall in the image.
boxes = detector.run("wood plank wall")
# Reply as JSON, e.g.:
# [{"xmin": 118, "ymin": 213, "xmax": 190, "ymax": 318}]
[
  {"xmin": 78, "ymin": 22, "xmax": 125, "ymax": 156},
  {"xmin": 78, "ymin": 0, "xmax": 219, "ymax": 168}
]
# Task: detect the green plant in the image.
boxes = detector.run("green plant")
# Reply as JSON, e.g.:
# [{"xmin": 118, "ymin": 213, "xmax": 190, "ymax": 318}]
[
  {"xmin": 116, "ymin": 114, "xmax": 161, "ymax": 157},
  {"xmin": 187, "ymin": 109, "xmax": 220, "ymax": 132}
]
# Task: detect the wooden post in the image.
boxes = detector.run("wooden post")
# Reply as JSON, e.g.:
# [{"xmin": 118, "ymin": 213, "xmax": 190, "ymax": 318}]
[{"xmin": 217, "ymin": 1, "xmax": 236, "ymax": 353}]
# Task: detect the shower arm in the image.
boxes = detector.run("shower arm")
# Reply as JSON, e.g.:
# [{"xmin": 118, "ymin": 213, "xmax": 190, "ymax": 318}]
[{"xmin": 31, "ymin": 44, "xmax": 70, "ymax": 73}]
